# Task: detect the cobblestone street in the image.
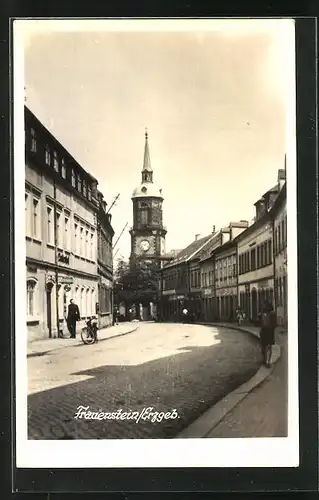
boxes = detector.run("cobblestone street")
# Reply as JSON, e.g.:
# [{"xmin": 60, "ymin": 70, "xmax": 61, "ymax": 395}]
[{"xmin": 28, "ymin": 322, "xmax": 261, "ymax": 439}]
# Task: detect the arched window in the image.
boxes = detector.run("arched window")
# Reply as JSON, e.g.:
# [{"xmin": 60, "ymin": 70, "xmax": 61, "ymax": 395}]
[{"xmin": 26, "ymin": 278, "xmax": 38, "ymax": 318}]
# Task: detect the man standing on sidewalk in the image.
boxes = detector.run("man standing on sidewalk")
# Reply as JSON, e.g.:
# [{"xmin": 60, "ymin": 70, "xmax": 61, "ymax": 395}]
[
  {"xmin": 67, "ymin": 299, "xmax": 81, "ymax": 338},
  {"xmin": 259, "ymin": 301, "xmax": 277, "ymax": 367}
]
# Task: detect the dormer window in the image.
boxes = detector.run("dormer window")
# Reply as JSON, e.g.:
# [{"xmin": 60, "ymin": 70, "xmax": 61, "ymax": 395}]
[
  {"xmin": 141, "ymin": 186, "xmax": 147, "ymax": 194},
  {"xmin": 77, "ymin": 174, "xmax": 82, "ymax": 192},
  {"xmin": 30, "ymin": 128, "xmax": 37, "ymax": 153},
  {"xmin": 61, "ymin": 158, "xmax": 66, "ymax": 178},
  {"xmin": 53, "ymin": 150, "xmax": 59, "ymax": 172},
  {"xmin": 45, "ymin": 144, "xmax": 51, "ymax": 166},
  {"xmin": 83, "ymin": 180, "xmax": 87, "ymax": 197},
  {"xmin": 87, "ymin": 185, "xmax": 92, "ymax": 201},
  {"xmin": 71, "ymin": 168, "xmax": 76, "ymax": 187}
]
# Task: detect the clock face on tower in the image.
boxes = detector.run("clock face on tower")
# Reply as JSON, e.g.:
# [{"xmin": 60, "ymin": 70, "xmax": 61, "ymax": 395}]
[{"xmin": 140, "ymin": 239, "xmax": 151, "ymax": 252}]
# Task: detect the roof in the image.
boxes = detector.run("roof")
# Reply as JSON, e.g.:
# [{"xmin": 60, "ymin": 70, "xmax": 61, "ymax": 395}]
[
  {"xmin": 164, "ymin": 233, "xmax": 215, "ymax": 268},
  {"xmin": 212, "ymin": 237, "xmax": 238, "ymax": 256},
  {"xmin": 132, "ymin": 182, "xmax": 163, "ymax": 199},
  {"xmin": 161, "ymin": 249, "xmax": 181, "ymax": 260},
  {"xmin": 25, "ymin": 106, "xmax": 98, "ymax": 183},
  {"xmin": 236, "ymin": 183, "xmax": 286, "ymax": 243},
  {"xmin": 269, "ymin": 182, "xmax": 286, "ymax": 217}
]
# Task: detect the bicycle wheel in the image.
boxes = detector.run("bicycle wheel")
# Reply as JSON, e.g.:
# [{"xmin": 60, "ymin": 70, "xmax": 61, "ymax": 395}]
[{"xmin": 81, "ymin": 327, "xmax": 95, "ymax": 345}]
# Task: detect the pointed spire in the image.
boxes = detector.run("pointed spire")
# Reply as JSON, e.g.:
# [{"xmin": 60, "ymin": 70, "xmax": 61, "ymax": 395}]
[
  {"xmin": 142, "ymin": 127, "xmax": 152, "ymax": 173},
  {"xmin": 141, "ymin": 128, "xmax": 153, "ymax": 183}
]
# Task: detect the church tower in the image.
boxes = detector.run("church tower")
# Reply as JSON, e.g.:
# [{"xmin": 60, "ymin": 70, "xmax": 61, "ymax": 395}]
[{"xmin": 130, "ymin": 129, "xmax": 166, "ymax": 268}]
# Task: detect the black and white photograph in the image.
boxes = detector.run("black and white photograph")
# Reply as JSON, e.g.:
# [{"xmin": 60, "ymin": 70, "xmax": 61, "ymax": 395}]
[{"xmin": 14, "ymin": 18, "xmax": 298, "ymax": 469}]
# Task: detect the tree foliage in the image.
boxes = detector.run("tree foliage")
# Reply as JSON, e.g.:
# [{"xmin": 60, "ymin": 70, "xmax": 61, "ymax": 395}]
[{"xmin": 114, "ymin": 258, "xmax": 160, "ymax": 306}]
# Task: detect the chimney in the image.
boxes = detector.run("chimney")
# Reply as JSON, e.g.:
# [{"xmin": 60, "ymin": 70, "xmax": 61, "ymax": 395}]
[
  {"xmin": 195, "ymin": 233, "xmax": 201, "ymax": 241},
  {"xmin": 212, "ymin": 225, "xmax": 216, "ymax": 233}
]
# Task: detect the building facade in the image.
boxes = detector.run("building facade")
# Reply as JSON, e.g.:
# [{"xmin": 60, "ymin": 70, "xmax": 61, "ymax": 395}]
[
  {"xmin": 25, "ymin": 106, "xmax": 109, "ymax": 341},
  {"xmin": 159, "ymin": 232, "xmax": 219, "ymax": 322},
  {"xmin": 200, "ymin": 221, "xmax": 248, "ymax": 322},
  {"xmin": 129, "ymin": 130, "xmax": 167, "ymax": 320},
  {"xmin": 237, "ymin": 170, "xmax": 285, "ymax": 322},
  {"xmin": 96, "ymin": 191, "xmax": 114, "ymax": 328},
  {"xmin": 273, "ymin": 184, "xmax": 287, "ymax": 326}
]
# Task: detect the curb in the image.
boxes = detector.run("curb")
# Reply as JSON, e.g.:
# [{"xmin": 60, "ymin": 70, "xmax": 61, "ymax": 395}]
[
  {"xmin": 27, "ymin": 324, "xmax": 139, "ymax": 358},
  {"xmin": 176, "ymin": 322, "xmax": 281, "ymax": 439}
]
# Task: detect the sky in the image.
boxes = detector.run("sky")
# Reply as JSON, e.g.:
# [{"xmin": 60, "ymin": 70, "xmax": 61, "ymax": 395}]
[{"xmin": 21, "ymin": 19, "xmax": 295, "ymax": 265}]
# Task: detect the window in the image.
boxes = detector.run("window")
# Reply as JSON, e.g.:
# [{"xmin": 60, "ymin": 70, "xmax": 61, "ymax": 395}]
[
  {"xmin": 80, "ymin": 227, "xmax": 84, "ymax": 256},
  {"xmin": 281, "ymin": 220, "xmax": 285, "ymax": 249},
  {"xmin": 45, "ymin": 144, "xmax": 51, "ymax": 165},
  {"xmin": 56, "ymin": 211, "xmax": 61, "ymax": 247},
  {"xmin": 250, "ymin": 248, "xmax": 256, "ymax": 271},
  {"xmin": 264, "ymin": 242, "xmax": 268, "ymax": 267},
  {"xmin": 85, "ymin": 229, "xmax": 89, "ymax": 258},
  {"xmin": 83, "ymin": 180, "xmax": 87, "ymax": 197},
  {"xmin": 268, "ymin": 240, "xmax": 272, "ymax": 264},
  {"xmin": 25, "ymin": 192, "xmax": 30, "ymax": 236},
  {"xmin": 74, "ymin": 223, "xmax": 79, "ymax": 254},
  {"xmin": 53, "ymin": 150, "xmax": 59, "ymax": 172},
  {"xmin": 64, "ymin": 215, "xmax": 70, "ymax": 250},
  {"xmin": 87, "ymin": 185, "xmax": 92, "ymax": 201},
  {"xmin": 61, "ymin": 158, "xmax": 66, "ymax": 179},
  {"xmin": 140, "ymin": 209, "xmax": 149, "ymax": 226},
  {"xmin": 233, "ymin": 263, "xmax": 236, "ymax": 277},
  {"xmin": 77, "ymin": 174, "xmax": 82, "ymax": 193},
  {"xmin": 90, "ymin": 232, "xmax": 94, "ymax": 260},
  {"xmin": 32, "ymin": 197, "xmax": 40, "ymax": 239},
  {"xmin": 47, "ymin": 206, "xmax": 54, "ymax": 245},
  {"xmin": 26, "ymin": 279, "xmax": 37, "ymax": 318},
  {"xmin": 71, "ymin": 168, "xmax": 76, "ymax": 187},
  {"xmin": 31, "ymin": 128, "xmax": 37, "ymax": 152},
  {"xmin": 278, "ymin": 225, "xmax": 281, "ymax": 252}
]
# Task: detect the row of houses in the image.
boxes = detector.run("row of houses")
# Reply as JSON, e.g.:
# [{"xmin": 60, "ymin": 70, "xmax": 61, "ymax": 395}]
[
  {"xmin": 158, "ymin": 169, "xmax": 287, "ymax": 326},
  {"xmin": 25, "ymin": 106, "xmax": 114, "ymax": 341}
]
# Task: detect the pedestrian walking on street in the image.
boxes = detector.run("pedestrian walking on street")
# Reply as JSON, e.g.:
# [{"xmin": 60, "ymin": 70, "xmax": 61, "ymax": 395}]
[
  {"xmin": 259, "ymin": 301, "xmax": 277, "ymax": 367},
  {"xmin": 235, "ymin": 305, "xmax": 244, "ymax": 326},
  {"xmin": 67, "ymin": 299, "xmax": 80, "ymax": 338}
]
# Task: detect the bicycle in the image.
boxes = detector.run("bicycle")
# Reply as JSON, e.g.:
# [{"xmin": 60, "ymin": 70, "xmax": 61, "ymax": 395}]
[{"xmin": 81, "ymin": 317, "xmax": 98, "ymax": 345}]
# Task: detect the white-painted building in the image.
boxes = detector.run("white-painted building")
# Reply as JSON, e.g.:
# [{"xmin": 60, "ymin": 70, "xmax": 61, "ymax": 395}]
[
  {"xmin": 25, "ymin": 107, "xmax": 101, "ymax": 341},
  {"xmin": 273, "ymin": 184, "xmax": 287, "ymax": 326},
  {"xmin": 237, "ymin": 170, "xmax": 286, "ymax": 322}
]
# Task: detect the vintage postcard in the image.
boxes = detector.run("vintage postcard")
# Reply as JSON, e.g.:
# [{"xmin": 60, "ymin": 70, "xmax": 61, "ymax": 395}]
[{"xmin": 14, "ymin": 18, "xmax": 299, "ymax": 468}]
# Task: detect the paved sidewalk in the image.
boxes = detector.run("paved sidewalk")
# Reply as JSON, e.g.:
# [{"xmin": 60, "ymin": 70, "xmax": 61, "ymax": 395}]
[
  {"xmin": 177, "ymin": 322, "xmax": 287, "ymax": 438},
  {"xmin": 27, "ymin": 321, "xmax": 139, "ymax": 358}
]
